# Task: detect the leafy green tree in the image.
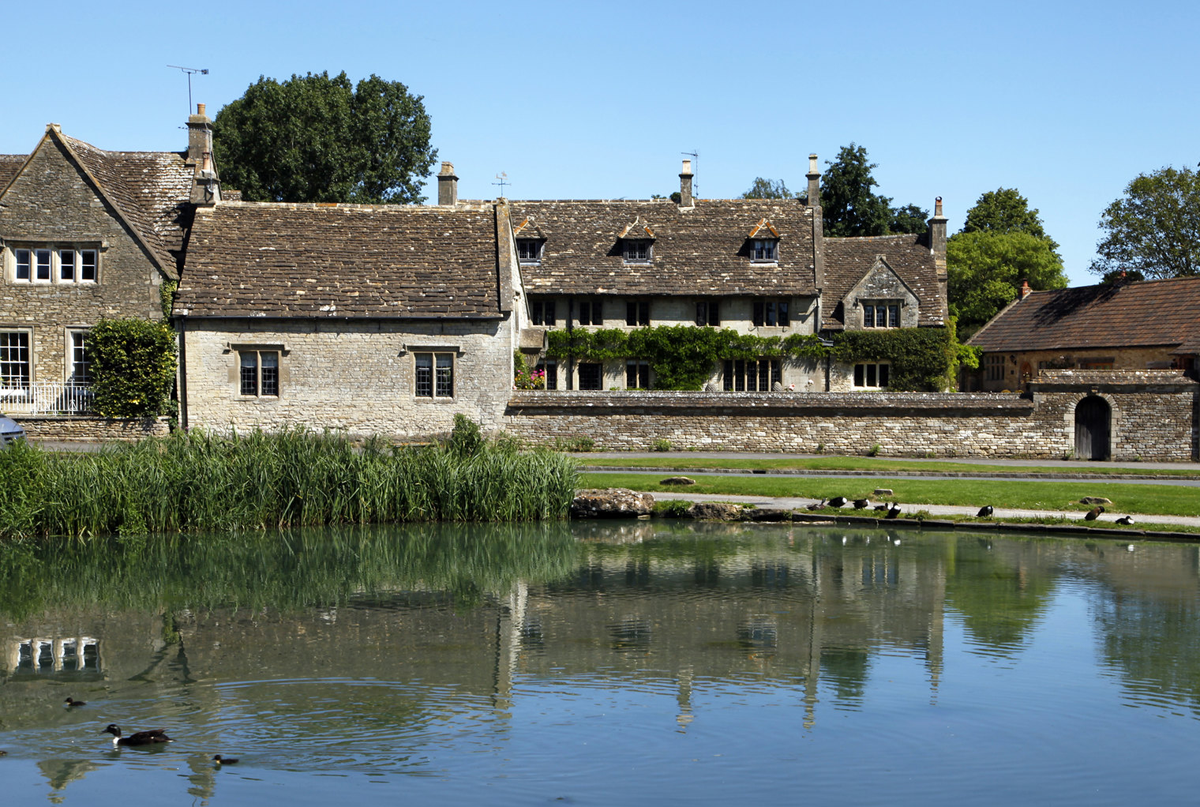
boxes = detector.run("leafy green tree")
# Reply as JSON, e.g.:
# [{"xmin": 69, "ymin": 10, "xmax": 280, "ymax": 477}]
[
  {"xmin": 962, "ymin": 187, "xmax": 1057, "ymax": 249},
  {"xmin": 1090, "ymin": 164, "xmax": 1200, "ymax": 280},
  {"xmin": 742, "ymin": 177, "xmax": 800, "ymax": 200},
  {"xmin": 947, "ymin": 231, "xmax": 1067, "ymax": 336},
  {"xmin": 820, "ymin": 143, "xmax": 892, "ymax": 237},
  {"xmin": 213, "ymin": 71, "xmax": 437, "ymax": 204},
  {"xmin": 89, "ymin": 318, "xmax": 177, "ymax": 418},
  {"xmin": 888, "ymin": 203, "xmax": 929, "ymax": 236},
  {"xmin": 1099, "ymin": 268, "xmax": 1146, "ymax": 285}
]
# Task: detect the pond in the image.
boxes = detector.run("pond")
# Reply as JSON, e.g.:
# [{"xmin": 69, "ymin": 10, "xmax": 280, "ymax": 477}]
[{"xmin": 2, "ymin": 521, "xmax": 1199, "ymax": 806}]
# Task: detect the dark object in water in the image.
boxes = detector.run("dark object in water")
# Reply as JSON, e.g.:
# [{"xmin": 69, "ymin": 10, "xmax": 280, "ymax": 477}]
[{"xmin": 103, "ymin": 725, "xmax": 172, "ymax": 746}]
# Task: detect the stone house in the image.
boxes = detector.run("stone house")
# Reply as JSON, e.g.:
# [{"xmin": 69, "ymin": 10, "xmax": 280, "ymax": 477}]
[
  {"xmin": 173, "ymin": 191, "xmax": 526, "ymax": 437},
  {"xmin": 967, "ymin": 276, "xmax": 1200, "ymax": 392},
  {"xmin": 506, "ymin": 157, "xmax": 948, "ymax": 393},
  {"xmin": 0, "ymin": 106, "xmax": 218, "ymax": 417}
]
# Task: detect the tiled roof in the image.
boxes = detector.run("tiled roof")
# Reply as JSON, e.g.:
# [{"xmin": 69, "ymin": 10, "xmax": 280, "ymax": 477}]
[
  {"xmin": 0, "ymin": 155, "xmax": 26, "ymax": 192},
  {"xmin": 822, "ymin": 234, "xmax": 945, "ymax": 328},
  {"xmin": 968, "ymin": 276, "xmax": 1200, "ymax": 353},
  {"xmin": 58, "ymin": 134, "xmax": 194, "ymax": 274},
  {"xmin": 509, "ymin": 199, "xmax": 818, "ymax": 296},
  {"xmin": 175, "ymin": 202, "xmax": 504, "ymax": 319}
]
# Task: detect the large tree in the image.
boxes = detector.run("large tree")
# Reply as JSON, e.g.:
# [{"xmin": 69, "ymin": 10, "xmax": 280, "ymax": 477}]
[
  {"xmin": 1089, "ymin": 164, "xmax": 1200, "ymax": 280},
  {"xmin": 961, "ymin": 187, "xmax": 1055, "ymax": 245},
  {"xmin": 742, "ymin": 177, "xmax": 800, "ymax": 200},
  {"xmin": 820, "ymin": 144, "xmax": 927, "ymax": 236},
  {"xmin": 213, "ymin": 71, "xmax": 437, "ymax": 204},
  {"xmin": 947, "ymin": 231, "xmax": 1067, "ymax": 336}
]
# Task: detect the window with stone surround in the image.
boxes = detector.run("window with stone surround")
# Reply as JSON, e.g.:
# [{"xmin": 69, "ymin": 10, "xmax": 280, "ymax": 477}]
[
  {"xmin": 724, "ymin": 358, "xmax": 780, "ymax": 391},
  {"xmin": 626, "ymin": 360, "xmax": 650, "ymax": 389},
  {"xmin": 752, "ymin": 299, "xmax": 790, "ymax": 327},
  {"xmin": 862, "ymin": 301, "xmax": 900, "ymax": 328},
  {"xmin": 751, "ymin": 238, "xmax": 778, "ymax": 262},
  {"xmin": 696, "ymin": 300, "xmax": 720, "ymax": 326},
  {"xmin": 577, "ymin": 362, "xmax": 602, "ymax": 390},
  {"xmin": 0, "ymin": 331, "xmax": 31, "ymax": 389},
  {"xmin": 68, "ymin": 330, "xmax": 91, "ymax": 386},
  {"xmin": 531, "ymin": 298, "xmax": 556, "ymax": 326},
  {"xmin": 12, "ymin": 247, "xmax": 97, "ymax": 284},
  {"xmin": 853, "ymin": 363, "xmax": 889, "ymax": 388},
  {"xmin": 536, "ymin": 358, "xmax": 557, "ymax": 391},
  {"xmin": 984, "ymin": 354, "xmax": 1004, "ymax": 382},
  {"xmin": 625, "ymin": 300, "xmax": 650, "ymax": 326},
  {"xmin": 240, "ymin": 350, "xmax": 279, "ymax": 397},
  {"xmin": 415, "ymin": 352, "xmax": 454, "ymax": 398},
  {"xmin": 576, "ymin": 299, "xmax": 604, "ymax": 326}
]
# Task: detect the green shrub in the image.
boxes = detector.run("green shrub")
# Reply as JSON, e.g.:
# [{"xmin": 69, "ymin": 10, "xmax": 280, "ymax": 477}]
[
  {"xmin": 89, "ymin": 318, "xmax": 177, "ymax": 417},
  {"xmin": 652, "ymin": 438, "xmax": 672, "ymax": 452}
]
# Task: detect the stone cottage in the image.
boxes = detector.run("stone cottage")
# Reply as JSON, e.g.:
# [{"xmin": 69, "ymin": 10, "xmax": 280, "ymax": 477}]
[
  {"xmin": 506, "ymin": 157, "xmax": 948, "ymax": 392},
  {"xmin": 0, "ymin": 107, "xmax": 217, "ymax": 419},
  {"xmin": 173, "ymin": 192, "xmax": 526, "ymax": 438}
]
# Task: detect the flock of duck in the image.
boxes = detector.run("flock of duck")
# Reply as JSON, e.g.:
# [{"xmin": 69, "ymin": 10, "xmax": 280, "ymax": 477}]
[
  {"xmin": 0, "ymin": 698, "xmax": 237, "ymax": 764},
  {"xmin": 804, "ymin": 498, "xmax": 1135, "ymax": 525}
]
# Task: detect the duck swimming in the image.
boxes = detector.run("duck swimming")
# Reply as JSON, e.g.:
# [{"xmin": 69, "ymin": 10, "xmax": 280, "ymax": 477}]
[
  {"xmin": 212, "ymin": 754, "xmax": 239, "ymax": 764},
  {"xmin": 103, "ymin": 725, "xmax": 171, "ymax": 746},
  {"xmin": 64, "ymin": 697, "xmax": 86, "ymax": 707}
]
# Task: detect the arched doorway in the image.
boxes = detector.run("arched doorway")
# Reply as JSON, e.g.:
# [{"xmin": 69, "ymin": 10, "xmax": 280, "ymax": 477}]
[{"xmin": 1074, "ymin": 396, "xmax": 1111, "ymax": 460}]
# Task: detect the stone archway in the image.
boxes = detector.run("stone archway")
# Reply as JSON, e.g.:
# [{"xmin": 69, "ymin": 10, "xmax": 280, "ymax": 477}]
[{"xmin": 1074, "ymin": 396, "xmax": 1111, "ymax": 460}]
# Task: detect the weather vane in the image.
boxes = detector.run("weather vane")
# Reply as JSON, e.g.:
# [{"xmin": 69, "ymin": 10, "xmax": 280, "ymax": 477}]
[
  {"xmin": 493, "ymin": 172, "xmax": 510, "ymax": 197},
  {"xmin": 168, "ymin": 65, "xmax": 209, "ymax": 114}
]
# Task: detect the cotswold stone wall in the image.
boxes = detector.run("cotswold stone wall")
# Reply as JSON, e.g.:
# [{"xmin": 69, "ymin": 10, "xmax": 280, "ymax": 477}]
[
  {"xmin": 180, "ymin": 318, "xmax": 515, "ymax": 439},
  {"xmin": 506, "ymin": 372, "xmax": 1199, "ymax": 460},
  {"xmin": 22, "ymin": 416, "xmax": 169, "ymax": 442}
]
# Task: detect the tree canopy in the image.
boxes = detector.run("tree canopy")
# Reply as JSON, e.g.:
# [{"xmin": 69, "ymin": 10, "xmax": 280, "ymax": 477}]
[
  {"xmin": 961, "ymin": 187, "xmax": 1055, "ymax": 245},
  {"xmin": 1089, "ymin": 164, "xmax": 1200, "ymax": 280},
  {"xmin": 946, "ymin": 231, "xmax": 1067, "ymax": 336},
  {"xmin": 742, "ymin": 177, "xmax": 800, "ymax": 200},
  {"xmin": 213, "ymin": 71, "xmax": 437, "ymax": 204},
  {"xmin": 819, "ymin": 144, "xmax": 928, "ymax": 237}
]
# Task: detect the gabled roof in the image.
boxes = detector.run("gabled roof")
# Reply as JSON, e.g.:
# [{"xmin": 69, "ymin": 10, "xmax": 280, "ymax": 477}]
[
  {"xmin": 822, "ymin": 234, "xmax": 945, "ymax": 329},
  {"xmin": 512, "ymin": 216, "xmax": 546, "ymax": 240},
  {"xmin": 968, "ymin": 276, "xmax": 1200, "ymax": 354},
  {"xmin": 174, "ymin": 202, "xmax": 506, "ymax": 319},
  {"xmin": 509, "ymin": 198, "xmax": 817, "ymax": 296},
  {"xmin": 0, "ymin": 129, "xmax": 193, "ymax": 278}
]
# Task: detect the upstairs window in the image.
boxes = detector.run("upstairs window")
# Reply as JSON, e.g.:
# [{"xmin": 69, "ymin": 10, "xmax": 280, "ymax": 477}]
[
  {"xmin": 623, "ymin": 240, "xmax": 651, "ymax": 263},
  {"xmin": 531, "ymin": 299, "xmax": 556, "ymax": 326},
  {"xmin": 626, "ymin": 360, "xmax": 650, "ymax": 389},
  {"xmin": 752, "ymin": 299, "xmax": 790, "ymax": 327},
  {"xmin": 577, "ymin": 299, "xmax": 604, "ymax": 326},
  {"xmin": 695, "ymin": 300, "xmax": 720, "ymax": 326},
  {"xmin": 517, "ymin": 239, "xmax": 542, "ymax": 264},
  {"xmin": 854, "ymin": 363, "xmax": 889, "ymax": 388},
  {"xmin": 13, "ymin": 247, "xmax": 97, "ymax": 284},
  {"xmin": 626, "ymin": 300, "xmax": 650, "ymax": 326},
  {"xmin": 751, "ymin": 239, "xmax": 778, "ymax": 262},
  {"xmin": 863, "ymin": 302, "xmax": 900, "ymax": 328}
]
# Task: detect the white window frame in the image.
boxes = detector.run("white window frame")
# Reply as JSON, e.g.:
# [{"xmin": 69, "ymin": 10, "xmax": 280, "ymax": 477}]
[
  {"xmin": 11, "ymin": 246, "xmax": 99, "ymax": 285},
  {"xmin": 0, "ymin": 330, "xmax": 32, "ymax": 389},
  {"xmin": 862, "ymin": 301, "xmax": 901, "ymax": 329},
  {"xmin": 68, "ymin": 329, "xmax": 91, "ymax": 386}
]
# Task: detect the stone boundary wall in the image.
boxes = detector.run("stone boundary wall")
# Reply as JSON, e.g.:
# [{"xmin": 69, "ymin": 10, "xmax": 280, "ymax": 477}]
[
  {"xmin": 506, "ymin": 375, "xmax": 1199, "ymax": 460},
  {"xmin": 20, "ymin": 416, "xmax": 170, "ymax": 442}
]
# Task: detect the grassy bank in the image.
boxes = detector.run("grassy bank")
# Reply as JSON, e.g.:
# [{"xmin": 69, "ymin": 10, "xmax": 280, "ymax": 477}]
[
  {"xmin": 581, "ymin": 472, "xmax": 1200, "ymax": 517},
  {"xmin": 583, "ymin": 455, "xmax": 1200, "ymax": 478},
  {"xmin": 0, "ymin": 424, "xmax": 578, "ymax": 540}
]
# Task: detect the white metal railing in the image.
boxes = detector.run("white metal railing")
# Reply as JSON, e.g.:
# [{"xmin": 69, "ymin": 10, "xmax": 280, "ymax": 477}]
[{"xmin": 0, "ymin": 383, "xmax": 93, "ymax": 415}]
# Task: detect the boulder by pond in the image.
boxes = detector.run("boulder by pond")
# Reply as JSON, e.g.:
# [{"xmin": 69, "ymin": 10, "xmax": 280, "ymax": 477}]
[
  {"xmin": 688, "ymin": 502, "xmax": 742, "ymax": 521},
  {"xmin": 1080, "ymin": 497, "xmax": 1113, "ymax": 505},
  {"xmin": 660, "ymin": 477, "xmax": 696, "ymax": 486},
  {"xmin": 571, "ymin": 488, "xmax": 655, "ymax": 519}
]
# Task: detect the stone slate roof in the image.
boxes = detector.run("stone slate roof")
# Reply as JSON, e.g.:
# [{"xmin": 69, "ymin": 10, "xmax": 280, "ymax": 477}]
[
  {"xmin": 822, "ymin": 234, "xmax": 945, "ymax": 329},
  {"xmin": 175, "ymin": 202, "xmax": 504, "ymax": 319},
  {"xmin": 968, "ymin": 276, "xmax": 1200, "ymax": 354},
  {"xmin": 509, "ymin": 199, "xmax": 818, "ymax": 296},
  {"xmin": 0, "ymin": 155, "xmax": 25, "ymax": 191},
  {"xmin": 57, "ymin": 133, "xmax": 194, "ymax": 273}
]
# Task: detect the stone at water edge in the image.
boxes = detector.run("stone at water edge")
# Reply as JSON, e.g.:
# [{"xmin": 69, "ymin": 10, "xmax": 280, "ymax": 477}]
[
  {"xmin": 660, "ymin": 477, "xmax": 696, "ymax": 486},
  {"xmin": 571, "ymin": 488, "xmax": 655, "ymax": 519},
  {"xmin": 688, "ymin": 502, "xmax": 743, "ymax": 521}
]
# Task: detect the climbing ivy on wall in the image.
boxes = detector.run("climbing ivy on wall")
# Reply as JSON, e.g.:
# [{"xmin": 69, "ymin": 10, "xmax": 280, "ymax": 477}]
[
  {"xmin": 545, "ymin": 324, "xmax": 958, "ymax": 392},
  {"xmin": 89, "ymin": 318, "xmax": 178, "ymax": 418}
]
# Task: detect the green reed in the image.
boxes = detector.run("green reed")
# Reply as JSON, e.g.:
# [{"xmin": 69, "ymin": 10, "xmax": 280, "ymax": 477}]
[{"xmin": 0, "ymin": 427, "xmax": 579, "ymax": 540}]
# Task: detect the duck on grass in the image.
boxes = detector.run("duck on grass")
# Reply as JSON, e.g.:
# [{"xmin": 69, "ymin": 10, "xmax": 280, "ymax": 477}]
[{"xmin": 0, "ymin": 417, "xmax": 578, "ymax": 540}]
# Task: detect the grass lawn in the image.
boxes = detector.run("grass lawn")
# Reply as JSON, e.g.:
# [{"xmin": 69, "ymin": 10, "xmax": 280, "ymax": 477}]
[
  {"xmin": 580, "ymin": 455, "xmax": 1200, "ymax": 477},
  {"xmin": 580, "ymin": 472, "xmax": 1200, "ymax": 518}
]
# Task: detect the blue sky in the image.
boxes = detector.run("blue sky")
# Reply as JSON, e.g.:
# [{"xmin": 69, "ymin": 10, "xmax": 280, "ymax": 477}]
[{"xmin": 3, "ymin": 0, "xmax": 1196, "ymax": 286}]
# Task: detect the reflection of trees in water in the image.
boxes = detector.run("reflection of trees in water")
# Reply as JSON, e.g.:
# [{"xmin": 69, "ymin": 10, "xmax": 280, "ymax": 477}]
[
  {"xmin": 944, "ymin": 536, "xmax": 1057, "ymax": 657},
  {"xmin": 0, "ymin": 522, "xmax": 579, "ymax": 617},
  {"xmin": 820, "ymin": 645, "xmax": 871, "ymax": 702},
  {"xmin": 1095, "ymin": 596, "xmax": 1200, "ymax": 714}
]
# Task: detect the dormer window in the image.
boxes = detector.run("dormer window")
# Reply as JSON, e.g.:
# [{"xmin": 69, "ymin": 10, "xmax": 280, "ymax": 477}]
[
  {"xmin": 623, "ymin": 240, "xmax": 651, "ymax": 263},
  {"xmin": 751, "ymin": 239, "xmax": 778, "ymax": 262},
  {"xmin": 517, "ymin": 239, "xmax": 542, "ymax": 264}
]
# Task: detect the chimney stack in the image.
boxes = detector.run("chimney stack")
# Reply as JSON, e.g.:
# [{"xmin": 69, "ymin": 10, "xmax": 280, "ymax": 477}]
[
  {"xmin": 187, "ymin": 103, "xmax": 219, "ymax": 205},
  {"xmin": 679, "ymin": 160, "xmax": 693, "ymax": 207},
  {"xmin": 1020, "ymin": 279, "xmax": 1032, "ymax": 299},
  {"xmin": 437, "ymin": 162, "xmax": 458, "ymax": 206},
  {"xmin": 806, "ymin": 154, "xmax": 821, "ymax": 206}
]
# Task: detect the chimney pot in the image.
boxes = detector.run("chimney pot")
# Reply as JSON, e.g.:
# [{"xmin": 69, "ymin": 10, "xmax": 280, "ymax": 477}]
[
  {"xmin": 678, "ymin": 160, "xmax": 694, "ymax": 207},
  {"xmin": 806, "ymin": 153, "xmax": 821, "ymax": 206},
  {"xmin": 1020, "ymin": 279, "xmax": 1032, "ymax": 299},
  {"xmin": 197, "ymin": 103, "xmax": 206, "ymax": 117},
  {"xmin": 935, "ymin": 196, "xmax": 943, "ymax": 217},
  {"xmin": 681, "ymin": 159, "xmax": 692, "ymax": 176}
]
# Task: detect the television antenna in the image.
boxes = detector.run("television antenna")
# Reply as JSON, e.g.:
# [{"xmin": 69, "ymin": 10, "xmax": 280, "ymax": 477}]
[
  {"xmin": 682, "ymin": 149, "xmax": 698, "ymax": 197},
  {"xmin": 493, "ymin": 172, "xmax": 509, "ymax": 197},
  {"xmin": 168, "ymin": 65, "xmax": 209, "ymax": 114}
]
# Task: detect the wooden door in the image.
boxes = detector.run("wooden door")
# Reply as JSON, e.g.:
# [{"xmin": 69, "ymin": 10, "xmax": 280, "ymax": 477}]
[{"xmin": 1074, "ymin": 397, "xmax": 1111, "ymax": 460}]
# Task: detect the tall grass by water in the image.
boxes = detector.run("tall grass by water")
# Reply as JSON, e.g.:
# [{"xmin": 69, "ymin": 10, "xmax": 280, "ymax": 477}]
[{"xmin": 0, "ymin": 423, "xmax": 579, "ymax": 540}]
